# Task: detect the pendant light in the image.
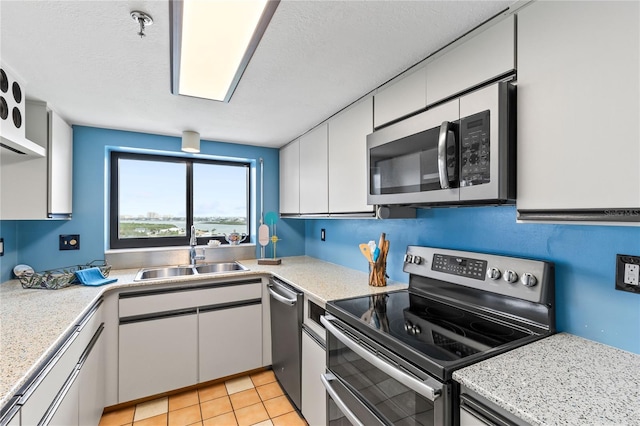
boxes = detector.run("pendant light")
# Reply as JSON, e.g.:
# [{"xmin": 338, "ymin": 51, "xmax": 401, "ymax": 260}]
[{"xmin": 181, "ymin": 130, "xmax": 200, "ymax": 153}]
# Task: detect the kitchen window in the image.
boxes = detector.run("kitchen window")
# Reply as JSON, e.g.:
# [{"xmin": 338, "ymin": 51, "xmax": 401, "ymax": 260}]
[{"xmin": 109, "ymin": 152, "xmax": 250, "ymax": 249}]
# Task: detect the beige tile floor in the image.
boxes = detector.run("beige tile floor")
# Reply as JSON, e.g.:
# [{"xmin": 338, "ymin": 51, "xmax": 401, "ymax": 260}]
[{"xmin": 99, "ymin": 370, "xmax": 308, "ymax": 426}]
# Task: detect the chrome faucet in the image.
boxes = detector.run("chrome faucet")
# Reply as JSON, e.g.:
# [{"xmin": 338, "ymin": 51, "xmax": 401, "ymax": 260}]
[{"xmin": 189, "ymin": 225, "xmax": 205, "ymax": 267}]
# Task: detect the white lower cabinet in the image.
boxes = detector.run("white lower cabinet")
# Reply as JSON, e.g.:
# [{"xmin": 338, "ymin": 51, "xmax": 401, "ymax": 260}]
[
  {"xmin": 118, "ymin": 312, "xmax": 198, "ymax": 402},
  {"xmin": 18, "ymin": 302, "xmax": 103, "ymax": 426},
  {"xmin": 199, "ymin": 303, "xmax": 262, "ymax": 382},
  {"xmin": 301, "ymin": 327, "xmax": 326, "ymax": 426},
  {"xmin": 78, "ymin": 328, "xmax": 106, "ymax": 426},
  {"xmin": 117, "ymin": 280, "xmax": 264, "ymax": 403},
  {"xmin": 44, "ymin": 372, "xmax": 80, "ymax": 426}
]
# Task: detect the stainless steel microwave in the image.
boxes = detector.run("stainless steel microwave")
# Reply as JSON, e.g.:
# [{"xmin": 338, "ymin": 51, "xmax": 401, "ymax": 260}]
[{"xmin": 367, "ymin": 81, "xmax": 516, "ymax": 207}]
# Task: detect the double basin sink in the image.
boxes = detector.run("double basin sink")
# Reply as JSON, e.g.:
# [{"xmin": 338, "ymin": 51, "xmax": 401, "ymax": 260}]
[{"xmin": 134, "ymin": 262, "xmax": 248, "ymax": 281}]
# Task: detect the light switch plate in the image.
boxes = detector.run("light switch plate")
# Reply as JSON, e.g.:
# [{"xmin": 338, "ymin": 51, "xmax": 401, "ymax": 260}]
[
  {"xmin": 616, "ymin": 254, "xmax": 640, "ymax": 294},
  {"xmin": 0, "ymin": 237, "xmax": 4, "ymax": 256}
]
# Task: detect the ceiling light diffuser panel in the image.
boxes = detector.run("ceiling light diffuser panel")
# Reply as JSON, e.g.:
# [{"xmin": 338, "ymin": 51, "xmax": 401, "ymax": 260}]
[{"xmin": 170, "ymin": 0, "xmax": 279, "ymax": 103}]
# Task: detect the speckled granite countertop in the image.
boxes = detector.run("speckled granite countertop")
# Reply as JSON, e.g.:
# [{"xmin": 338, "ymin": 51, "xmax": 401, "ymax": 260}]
[
  {"xmin": 0, "ymin": 256, "xmax": 405, "ymax": 407},
  {"xmin": 453, "ymin": 333, "xmax": 640, "ymax": 425}
]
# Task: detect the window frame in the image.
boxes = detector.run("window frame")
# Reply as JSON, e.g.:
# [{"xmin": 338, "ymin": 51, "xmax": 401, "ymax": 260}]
[{"xmin": 109, "ymin": 151, "xmax": 250, "ymax": 249}]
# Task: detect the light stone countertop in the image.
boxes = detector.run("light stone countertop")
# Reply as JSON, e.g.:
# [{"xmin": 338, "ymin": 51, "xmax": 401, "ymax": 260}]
[
  {"xmin": 0, "ymin": 256, "xmax": 406, "ymax": 408},
  {"xmin": 453, "ymin": 333, "xmax": 640, "ymax": 425}
]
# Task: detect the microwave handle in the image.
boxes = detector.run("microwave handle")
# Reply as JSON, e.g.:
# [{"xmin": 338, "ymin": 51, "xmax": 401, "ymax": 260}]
[{"xmin": 437, "ymin": 121, "xmax": 452, "ymax": 189}]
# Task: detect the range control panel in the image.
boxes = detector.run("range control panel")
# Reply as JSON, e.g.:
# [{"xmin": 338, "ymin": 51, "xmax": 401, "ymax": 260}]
[
  {"xmin": 402, "ymin": 246, "xmax": 554, "ymax": 304},
  {"xmin": 431, "ymin": 254, "xmax": 487, "ymax": 280}
]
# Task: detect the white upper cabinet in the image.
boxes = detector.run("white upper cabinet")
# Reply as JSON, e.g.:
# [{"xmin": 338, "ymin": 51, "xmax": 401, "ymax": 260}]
[
  {"xmin": 328, "ymin": 97, "xmax": 374, "ymax": 214},
  {"xmin": 279, "ymin": 139, "xmax": 300, "ymax": 214},
  {"xmin": 299, "ymin": 123, "xmax": 328, "ymax": 214},
  {"xmin": 516, "ymin": 1, "xmax": 640, "ymax": 221},
  {"xmin": 426, "ymin": 15, "xmax": 515, "ymax": 105},
  {"xmin": 374, "ymin": 66, "xmax": 427, "ymax": 128},
  {"xmin": 0, "ymin": 100, "xmax": 73, "ymax": 220}
]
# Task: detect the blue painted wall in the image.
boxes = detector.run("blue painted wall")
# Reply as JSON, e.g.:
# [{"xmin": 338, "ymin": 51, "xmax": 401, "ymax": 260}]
[
  {"xmin": 305, "ymin": 206, "xmax": 640, "ymax": 354},
  {"xmin": 0, "ymin": 126, "xmax": 305, "ymax": 280}
]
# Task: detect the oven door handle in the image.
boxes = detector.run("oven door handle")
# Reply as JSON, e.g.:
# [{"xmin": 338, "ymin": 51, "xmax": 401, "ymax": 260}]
[
  {"xmin": 321, "ymin": 315, "xmax": 442, "ymax": 401},
  {"xmin": 437, "ymin": 120, "xmax": 452, "ymax": 189},
  {"xmin": 321, "ymin": 373, "xmax": 366, "ymax": 426}
]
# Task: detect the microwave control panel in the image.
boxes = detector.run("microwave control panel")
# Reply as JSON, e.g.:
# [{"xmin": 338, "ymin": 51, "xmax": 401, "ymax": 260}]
[{"xmin": 460, "ymin": 110, "xmax": 490, "ymax": 187}]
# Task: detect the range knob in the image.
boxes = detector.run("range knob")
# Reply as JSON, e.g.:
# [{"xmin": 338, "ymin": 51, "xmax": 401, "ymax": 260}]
[
  {"xmin": 404, "ymin": 321, "xmax": 421, "ymax": 335},
  {"xmin": 503, "ymin": 270, "xmax": 519, "ymax": 284},
  {"xmin": 521, "ymin": 273, "xmax": 538, "ymax": 287},
  {"xmin": 404, "ymin": 254, "xmax": 413, "ymax": 263},
  {"xmin": 412, "ymin": 256, "xmax": 422, "ymax": 265},
  {"xmin": 486, "ymin": 267, "xmax": 502, "ymax": 280}
]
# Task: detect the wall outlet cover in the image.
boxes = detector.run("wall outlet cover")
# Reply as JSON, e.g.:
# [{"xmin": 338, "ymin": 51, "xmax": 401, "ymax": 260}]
[
  {"xmin": 615, "ymin": 254, "xmax": 640, "ymax": 294},
  {"xmin": 59, "ymin": 234, "xmax": 80, "ymax": 250}
]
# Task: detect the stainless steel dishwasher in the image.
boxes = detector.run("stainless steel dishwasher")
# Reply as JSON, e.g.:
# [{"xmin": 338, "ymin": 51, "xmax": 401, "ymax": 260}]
[{"xmin": 267, "ymin": 277, "xmax": 303, "ymax": 410}]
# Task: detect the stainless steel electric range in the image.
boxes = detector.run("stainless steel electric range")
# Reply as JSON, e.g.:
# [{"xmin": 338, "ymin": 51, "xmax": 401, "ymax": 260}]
[{"xmin": 322, "ymin": 246, "xmax": 555, "ymax": 426}]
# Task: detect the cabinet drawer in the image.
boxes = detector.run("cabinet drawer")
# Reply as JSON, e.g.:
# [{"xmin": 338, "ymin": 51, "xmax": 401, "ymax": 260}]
[
  {"xmin": 119, "ymin": 280, "xmax": 262, "ymax": 318},
  {"xmin": 18, "ymin": 301, "xmax": 102, "ymax": 425}
]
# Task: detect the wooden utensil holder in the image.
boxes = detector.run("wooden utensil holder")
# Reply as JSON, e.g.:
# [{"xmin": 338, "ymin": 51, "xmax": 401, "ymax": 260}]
[{"xmin": 368, "ymin": 261, "xmax": 387, "ymax": 287}]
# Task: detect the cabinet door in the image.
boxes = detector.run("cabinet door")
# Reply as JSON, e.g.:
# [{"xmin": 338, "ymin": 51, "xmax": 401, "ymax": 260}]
[
  {"xmin": 279, "ymin": 139, "xmax": 300, "ymax": 214},
  {"xmin": 299, "ymin": 124, "xmax": 328, "ymax": 214},
  {"xmin": 517, "ymin": 1, "xmax": 640, "ymax": 214},
  {"xmin": 78, "ymin": 328, "xmax": 105, "ymax": 426},
  {"xmin": 199, "ymin": 303, "xmax": 262, "ymax": 382},
  {"xmin": 119, "ymin": 312, "xmax": 198, "ymax": 402},
  {"xmin": 301, "ymin": 329, "xmax": 326, "ymax": 426},
  {"xmin": 0, "ymin": 101, "xmax": 73, "ymax": 219},
  {"xmin": 374, "ymin": 67, "xmax": 427, "ymax": 128},
  {"xmin": 48, "ymin": 110, "xmax": 73, "ymax": 215},
  {"xmin": 328, "ymin": 98, "xmax": 374, "ymax": 214},
  {"xmin": 426, "ymin": 16, "xmax": 515, "ymax": 105},
  {"xmin": 43, "ymin": 371, "xmax": 80, "ymax": 426}
]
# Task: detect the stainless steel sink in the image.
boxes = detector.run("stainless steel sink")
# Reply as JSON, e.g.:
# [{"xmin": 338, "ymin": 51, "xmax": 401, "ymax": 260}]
[
  {"xmin": 195, "ymin": 262, "xmax": 248, "ymax": 274},
  {"xmin": 134, "ymin": 262, "xmax": 248, "ymax": 281}
]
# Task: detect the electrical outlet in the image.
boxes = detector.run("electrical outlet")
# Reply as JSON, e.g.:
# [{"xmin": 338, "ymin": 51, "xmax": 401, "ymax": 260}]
[
  {"xmin": 625, "ymin": 264, "xmax": 639, "ymax": 285},
  {"xmin": 321, "ymin": 229, "xmax": 326, "ymax": 241},
  {"xmin": 616, "ymin": 254, "xmax": 640, "ymax": 294},
  {"xmin": 59, "ymin": 234, "xmax": 80, "ymax": 250},
  {"xmin": 0, "ymin": 237, "xmax": 4, "ymax": 256}
]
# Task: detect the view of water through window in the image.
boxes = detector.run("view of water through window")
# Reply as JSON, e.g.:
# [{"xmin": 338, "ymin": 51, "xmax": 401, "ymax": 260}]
[{"xmin": 118, "ymin": 158, "xmax": 248, "ymax": 239}]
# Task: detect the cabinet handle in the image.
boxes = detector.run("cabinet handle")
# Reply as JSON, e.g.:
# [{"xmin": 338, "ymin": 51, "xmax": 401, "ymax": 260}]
[{"xmin": 438, "ymin": 120, "xmax": 453, "ymax": 189}]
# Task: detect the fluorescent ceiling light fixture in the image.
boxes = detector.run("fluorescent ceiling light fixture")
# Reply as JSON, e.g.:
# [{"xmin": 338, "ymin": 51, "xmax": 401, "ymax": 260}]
[{"xmin": 171, "ymin": 0, "xmax": 279, "ymax": 102}]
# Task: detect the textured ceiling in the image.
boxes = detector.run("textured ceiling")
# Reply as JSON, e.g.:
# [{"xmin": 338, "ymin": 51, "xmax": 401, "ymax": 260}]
[{"xmin": 0, "ymin": 0, "xmax": 515, "ymax": 148}]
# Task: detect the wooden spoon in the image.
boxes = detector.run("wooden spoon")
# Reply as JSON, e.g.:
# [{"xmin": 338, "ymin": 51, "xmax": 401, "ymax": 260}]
[{"xmin": 359, "ymin": 243, "xmax": 374, "ymax": 263}]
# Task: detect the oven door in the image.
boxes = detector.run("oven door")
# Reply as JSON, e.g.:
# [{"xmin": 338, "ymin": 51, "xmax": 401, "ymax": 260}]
[
  {"xmin": 367, "ymin": 100, "xmax": 460, "ymax": 206},
  {"xmin": 321, "ymin": 314, "xmax": 449, "ymax": 426}
]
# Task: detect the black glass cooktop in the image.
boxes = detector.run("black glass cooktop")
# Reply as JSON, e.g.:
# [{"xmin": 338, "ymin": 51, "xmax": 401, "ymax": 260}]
[{"xmin": 329, "ymin": 289, "xmax": 533, "ymax": 365}]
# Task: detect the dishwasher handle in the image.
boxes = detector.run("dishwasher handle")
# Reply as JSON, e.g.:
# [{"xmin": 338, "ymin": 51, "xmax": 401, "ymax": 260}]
[{"xmin": 267, "ymin": 282, "xmax": 299, "ymax": 306}]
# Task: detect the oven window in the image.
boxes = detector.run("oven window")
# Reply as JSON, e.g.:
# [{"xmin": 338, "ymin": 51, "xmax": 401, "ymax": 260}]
[{"xmin": 328, "ymin": 335, "xmax": 436, "ymax": 425}]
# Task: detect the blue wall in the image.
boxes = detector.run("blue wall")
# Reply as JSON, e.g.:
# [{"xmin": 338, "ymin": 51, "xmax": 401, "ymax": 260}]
[
  {"xmin": 305, "ymin": 206, "xmax": 640, "ymax": 354},
  {"xmin": 0, "ymin": 126, "xmax": 305, "ymax": 281}
]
